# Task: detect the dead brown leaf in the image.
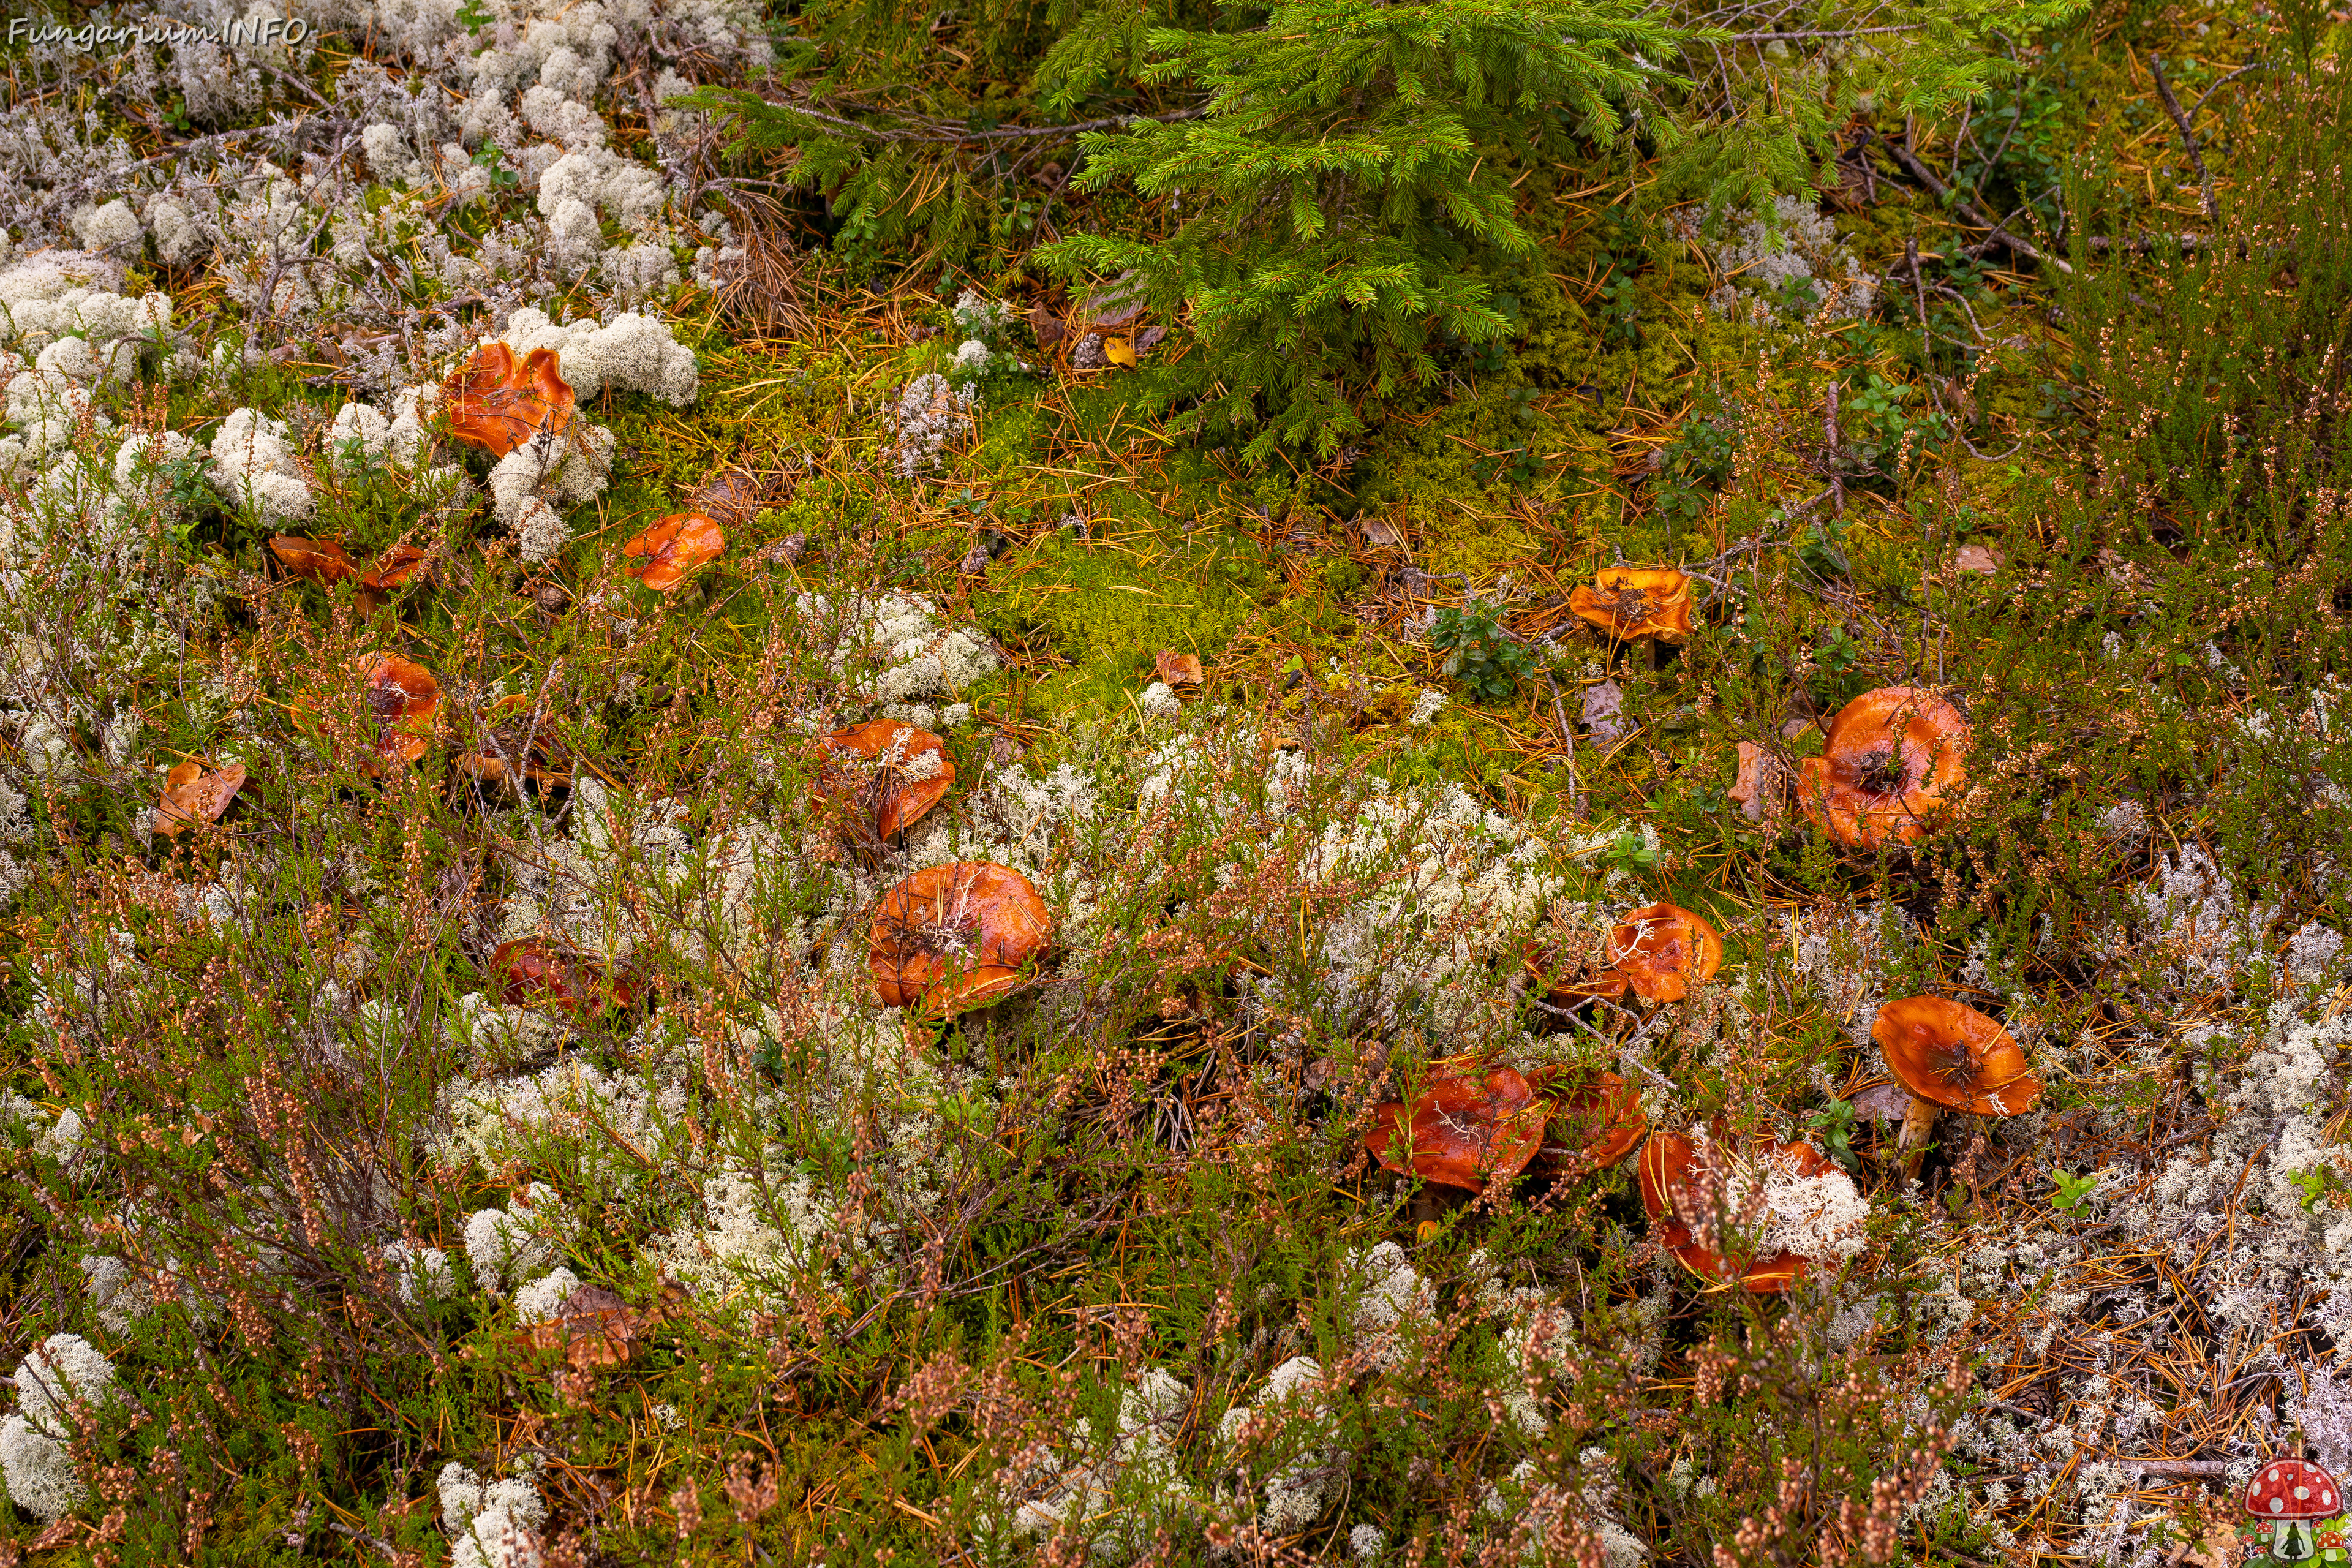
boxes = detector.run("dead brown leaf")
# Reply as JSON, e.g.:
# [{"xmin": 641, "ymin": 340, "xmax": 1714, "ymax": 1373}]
[
  {"xmin": 1727, "ymin": 741, "xmax": 1786, "ymax": 825},
  {"xmin": 1851, "ymin": 1080, "xmax": 1914, "ymax": 1122},
  {"xmin": 155, "ymin": 761, "xmax": 247, "ymax": 837},
  {"xmin": 1154, "ymin": 650, "xmax": 1203, "ymax": 688},
  {"xmin": 514, "ymin": 1278, "xmax": 687, "ymax": 1370}
]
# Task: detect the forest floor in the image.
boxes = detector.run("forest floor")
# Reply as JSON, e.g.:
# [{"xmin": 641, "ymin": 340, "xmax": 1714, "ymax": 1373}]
[{"xmin": 1, "ymin": 2, "xmax": 2350, "ymax": 1566}]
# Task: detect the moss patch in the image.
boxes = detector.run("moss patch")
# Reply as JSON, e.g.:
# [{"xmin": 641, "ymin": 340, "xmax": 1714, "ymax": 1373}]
[{"xmin": 973, "ymin": 527, "xmax": 1274, "ymax": 715}]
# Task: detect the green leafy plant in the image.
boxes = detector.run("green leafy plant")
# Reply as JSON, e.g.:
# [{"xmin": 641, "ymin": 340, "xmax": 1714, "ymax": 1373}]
[
  {"xmin": 2050, "ymin": 1169, "xmax": 2101, "ymax": 1214},
  {"xmin": 471, "ymin": 143, "xmax": 519, "ymax": 189},
  {"xmin": 1808, "ymin": 1099, "xmax": 1860, "ymax": 1173},
  {"xmin": 1655, "ymin": 396, "xmax": 1740, "ymax": 526},
  {"xmin": 1431, "ymin": 598, "xmax": 1540, "ymax": 702},
  {"xmin": 1599, "ymin": 827, "xmax": 1665, "ymax": 875},
  {"xmin": 2289, "ymin": 1166, "xmax": 2340, "ymax": 1212}
]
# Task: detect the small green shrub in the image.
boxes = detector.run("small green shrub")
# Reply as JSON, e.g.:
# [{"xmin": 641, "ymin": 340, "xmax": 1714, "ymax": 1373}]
[{"xmin": 1431, "ymin": 599, "xmax": 1540, "ymax": 703}]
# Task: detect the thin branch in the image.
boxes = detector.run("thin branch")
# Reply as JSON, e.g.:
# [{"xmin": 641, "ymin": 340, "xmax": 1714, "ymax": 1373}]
[
  {"xmin": 2192, "ymin": 59, "xmax": 2275, "ymax": 118},
  {"xmin": 735, "ymin": 96, "xmax": 1208, "ymax": 147},
  {"xmin": 1714, "ymin": 24, "xmax": 1932, "ymax": 40},
  {"xmin": 2144, "ymin": 51, "xmax": 2217, "ymax": 223},
  {"xmin": 1868, "ymin": 129, "xmax": 2075, "ymax": 276}
]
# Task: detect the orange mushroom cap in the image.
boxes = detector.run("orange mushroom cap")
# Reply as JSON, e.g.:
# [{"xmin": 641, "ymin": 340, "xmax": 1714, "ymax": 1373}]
[
  {"xmin": 1608, "ymin": 903, "xmax": 1724, "ymax": 1003},
  {"xmin": 1365, "ymin": 1063, "xmax": 1550, "ymax": 1194},
  {"xmin": 363, "ymin": 544, "xmax": 430, "ymax": 592},
  {"xmin": 1567, "ymin": 567, "xmax": 1695, "ymax": 645},
  {"xmin": 271, "ymin": 536, "xmax": 360, "ymax": 584},
  {"xmin": 491, "ymin": 937, "xmax": 637, "ymax": 1014},
  {"xmin": 1153, "ymin": 650, "xmax": 1204, "ymax": 688},
  {"xmin": 1796, "ymin": 686, "xmax": 1969, "ymax": 849},
  {"xmin": 154, "ymin": 761, "xmax": 246, "ymax": 837},
  {"xmin": 1872, "ymin": 995, "xmax": 2043, "ymax": 1116},
  {"xmin": 459, "ymin": 710, "xmax": 573, "ymax": 793},
  {"xmin": 1536, "ymin": 1069, "xmax": 1648, "ymax": 1171},
  {"xmin": 870, "ymin": 862, "xmax": 1054, "ymax": 1014},
  {"xmin": 443, "ymin": 343, "xmax": 575, "ymax": 456},
  {"xmin": 1637, "ymin": 1130, "xmax": 1838, "ymax": 1292},
  {"xmin": 362, "ymin": 654, "xmax": 440, "ymax": 766},
  {"xmin": 818, "ymin": 720, "xmax": 956, "ymax": 839},
  {"xmin": 1522, "ymin": 941, "xmax": 1632, "ymax": 1012},
  {"xmin": 622, "ymin": 513, "xmax": 726, "ymax": 592}
]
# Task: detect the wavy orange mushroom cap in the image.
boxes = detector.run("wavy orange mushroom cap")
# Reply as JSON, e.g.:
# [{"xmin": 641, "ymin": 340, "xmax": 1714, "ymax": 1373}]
[
  {"xmin": 459, "ymin": 703, "xmax": 573, "ymax": 794},
  {"xmin": 491, "ymin": 938, "xmax": 638, "ymax": 1014},
  {"xmin": 1873, "ymin": 994, "xmax": 2041, "ymax": 1178},
  {"xmin": 1608, "ymin": 903, "xmax": 1724, "ymax": 1003},
  {"xmin": 819, "ymin": 720, "xmax": 956, "ymax": 839},
  {"xmin": 1521, "ymin": 940, "xmax": 1632, "ymax": 1014},
  {"xmin": 870, "ymin": 862, "xmax": 1054, "ymax": 1014},
  {"xmin": 362, "ymin": 544, "xmax": 430, "ymax": 592},
  {"xmin": 362, "ymin": 655, "xmax": 440, "ymax": 766},
  {"xmin": 1365, "ymin": 1063, "xmax": 1550, "ymax": 1194},
  {"xmin": 1873, "ymin": 995, "xmax": 2041, "ymax": 1117},
  {"xmin": 271, "ymin": 536, "xmax": 360, "ymax": 584},
  {"xmin": 1568, "ymin": 567, "xmax": 1695, "ymax": 644},
  {"xmin": 154, "ymin": 761, "xmax": 246, "ymax": 837},
  {"xmin": 1796, "ymin": 686, "xmax": 1969, "ymax": 849},
  {"xmin": 443, "ymin": 343, "xmax": 575, "ymax": 456},
  {"xmin": 1637, "ymin": 1131, "xmax": 1837, "ymax": 1292},
  {"xmin": 622, "ymin": 513, "xmax": 726, "ymax": 592},
  {"xmin": 1539, "ymin": 1070, "xmax": 1648, "ymax": 1172}
]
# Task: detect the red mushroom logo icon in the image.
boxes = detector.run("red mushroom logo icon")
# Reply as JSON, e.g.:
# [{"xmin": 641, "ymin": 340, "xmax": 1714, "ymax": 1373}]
[{"xmin": 2247, "ymin": 1458, "xmax": 2342, "ymax": 1561}]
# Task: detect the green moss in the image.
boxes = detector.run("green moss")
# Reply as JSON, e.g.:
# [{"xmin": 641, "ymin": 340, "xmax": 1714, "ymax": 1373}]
[{"xmin": 974, "ymin": 528, "xmax": 1268, "ymax": 715}]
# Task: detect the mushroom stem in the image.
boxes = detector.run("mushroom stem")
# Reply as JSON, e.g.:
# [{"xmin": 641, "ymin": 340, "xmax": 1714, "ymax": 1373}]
[{"xmin": 1899, "ymin": 1094, "xmax": 1940, "ymax": 1180}]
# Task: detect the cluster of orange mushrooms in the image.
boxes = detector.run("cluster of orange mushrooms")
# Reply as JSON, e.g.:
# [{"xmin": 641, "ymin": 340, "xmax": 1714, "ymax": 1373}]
[
  {"xmin": 813, "ymin": 719, "xmax": 1058, "ymax": 1017},
  {"xmin": 173, "ymin": 344, "xmax": 777, "ymax": 834},
  {"xmin": 150, "ymin": 652, "xmax": 575, "ymax": 834},
  {"xmin": 267, "ymin": 341, "xmax": 736, "ymax": 609},
  {"xmin": 1565, "ymin": 563, "xmax": 1972, "ymax": 851},
  {"xmin": 1366, "ymin": 897, "xmax": 2043, "ymax": 1292}
]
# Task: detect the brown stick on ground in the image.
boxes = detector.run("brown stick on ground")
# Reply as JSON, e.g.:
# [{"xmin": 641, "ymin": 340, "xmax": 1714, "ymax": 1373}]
[
  {"xmin": 1544, "ymin": 669, "xmax": 1585, "ymax": 821},
  {"xmin": 1867, "ymin": 129, "xmax": 2075, "ymax": 276},
  {"xmin": 2145, "ymin": 51, "xmax": 2218, "ymax": 223}
]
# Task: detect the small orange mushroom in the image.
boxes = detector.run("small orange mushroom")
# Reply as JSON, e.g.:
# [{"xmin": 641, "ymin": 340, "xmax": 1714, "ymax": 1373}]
[
  {"xmin": 622, "ymin": 513, "xmax": 725, "ymax": 592},
  {"xmin": 361, "ymin": 654, "xmax": 440, "ymax": 768},
  {"xmin": 362, "ymin": 544, "xmax": 430, "ymax": 592},
  {"xmin": 1365, "ymin": 1062, "xmax": 1550, "ymax": 1194},
  {"xmin": 1536, "ymin": 1069, "xmax": 1648, "ymax": 1172},
  {"xmin": 1727, "ymin": 741, "xmax": 1786, "ymax": 825},
  {"xmin": 271, "ymin": 536, "xmax": 360, "ymax": 584},
  {"xmin": 1568, "ymin": 567, "xmax": 1695, "ymax": 645},
  {"xmin": 1872, "ymin": 995, "xmax": 2042, "ymax": 1178},
  {"xmin": 459, "ymin": 700, "xmax": 573, "ymax": 794},
  {"xmin": 869, "ymin": 862, "xmax": 1054, "ymax": 1014},
  {"xmin": 1796, "ymin": 686, "xmax": 1969, "ymax": 849},
  {"xmin": 1521, "ymin": 937, "xmax": 1632, "ymax": 1017},
  {"xmin": 491, "ymin": 937, "xmax": 637, "ymax": 1014},
  {"xmin": 443, "ymin": 343, "xmax": 575, "ymax": 456},
  {"xmin": 1153, "ymin": 650, "xmax": 1203, "ymax": 689},
  {"xmin": 1608, "ymin": 903, "xmax": 1724, "ymax": 1003},
  {"xmin": 1637, "ymin": 1130, "xmax": 1840, "ymax": 1292},
  {"xmin": 818, "ymin": 720, "xmax": 955, "ymax": 840},
  {"xmin": 154, "ymin": 761, "xmax": 246, "ymax": 837}
]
